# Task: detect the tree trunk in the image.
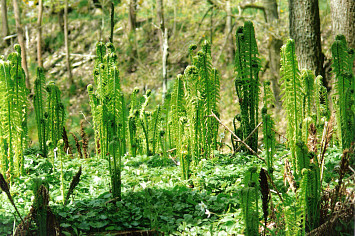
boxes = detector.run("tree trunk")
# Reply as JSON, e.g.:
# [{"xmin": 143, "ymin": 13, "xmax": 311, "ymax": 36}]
[
  {"xmin": 64, "ymin": 0, "xmax": 73, "ymax": 85},
  {"xmin": 13, "ymin": 0, "xmax": 31, "ymax": 90},
  {"xmin": 37, "ymin": 0, "xmax": 43, "ymax": 67},
  {"xmin": 128, "ymin": 0, "xmax": 137, "ymax": 71},
  {"xmin": 288, "ymin": 0, "xmax": 324, "ymax": 78},
  {"xmin": 156, "ymin": 0, "xmax": 165, "ymax": 50},
  {"xmin": 156, "ymin": 0, "xmax": 168, "ymax": 98},
  {"xmin": 225, "ymin": 0, "xmax": 234, "ymax": 61},
  {"xmin": 110, "ymin": 1, "xmax": 114, "ymax": 43},
  {"xmin": 263, "ymin": 0, "xmax": 283, "ymax": 107},
  {"xmin": 330, "ymin": 0, "xmax": 355, "ymax": 74},
  {"xmin": 162, "ymin": 28, "xmax": 169, "ymax": 99},
  {"xmin": 1, "ymin": 0, "xmax": 9, "ymax": 45},
  {"xmin": 128, "ymin": 0, "xmax": 137, "ymax": 31},
  {"xmin": 330, "ymin": 0, "xmax": 355, "ymax": 49}
]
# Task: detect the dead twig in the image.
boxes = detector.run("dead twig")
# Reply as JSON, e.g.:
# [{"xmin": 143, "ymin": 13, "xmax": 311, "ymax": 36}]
[
  {"xmin": 208, "ymin": 112, "xmax": 265, "ymax": 163},
  {"xmin": 235, "ymin": 121, "xmax": 263, "ymax": 152}
]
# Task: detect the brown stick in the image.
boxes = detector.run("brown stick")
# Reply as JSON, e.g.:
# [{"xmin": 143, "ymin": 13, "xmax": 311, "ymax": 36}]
[
  {"xmin": 208, "ymin": 112, "xmax": 265, "ymax": 163},
  {"xmin": 235, "ymin": 121, "xmax": 263, "ymax": 152},
  {"xmin": 265, "ymin": 170, "xmax": 284, "ymax": 203},
  {"xmin": 37, "ymin": 0, "xmax": 43, "ymax": 67}
]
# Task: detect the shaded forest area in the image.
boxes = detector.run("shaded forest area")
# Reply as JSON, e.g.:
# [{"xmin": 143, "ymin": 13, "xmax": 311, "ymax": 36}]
[{"xmin": 0, "ymin": 0, "xmax": 354, "ymax": 235}]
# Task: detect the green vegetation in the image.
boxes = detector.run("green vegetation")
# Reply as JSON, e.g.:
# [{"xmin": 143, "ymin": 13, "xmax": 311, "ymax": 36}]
[{"xmin": 0, "ymin": 3, "xmax": 354, "ymax": 235}]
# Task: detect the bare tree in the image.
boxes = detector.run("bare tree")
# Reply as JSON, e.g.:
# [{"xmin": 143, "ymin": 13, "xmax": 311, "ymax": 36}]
[
  {"xmin": 1, "ymin": 0, "xmax": 9, "ymax": 45},
  {"xmin": 225, "ymin": 0, "xmax": 234, "ymax": 61},
  {"xmin": 156, "ymin": 0, "xmax": 165, "ymax": 49},
  {"xmin": 128, "ymin": 0, "xmax": 137, "ymax": 71},
  {"xmin": 157, "ymin": 0, "xmax": 169, "ymax": 98},
  {"xmin": 288, "ymin": 0, "xmax": 324, "ymax": 78},
  {"xmin": 64, "ymin": 0, "xmax": 74, "ymax": 85},
  {"xmin": 37, "ymin": 0, "xmax": 44, "ymax": 67},
  {"xmin": 13, "ymin": 0, "xmax": 30, "ymax": 90}
]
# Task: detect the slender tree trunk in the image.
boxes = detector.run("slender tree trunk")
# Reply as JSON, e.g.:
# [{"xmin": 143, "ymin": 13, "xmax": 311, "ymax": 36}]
[
  {"xmin": 156, "ymin": 0, "xmax": 165, "ymax": 50},
  {"xmin": 110, "ymin": 1, "xmax": 114, "ymax": 43},
  {"xmin": 1, "ymin": 0, "xmax": 9, "ymax": 45},
  {"xmin": 13, "ymin": 0, "xmax": 31, "ymax": 90},
  {"xmin": 288, "ymin": 0, "xmax": 324, "ymax": 78},
  {"xmin": 225, "ymin": 0, "xmax": 234, "ymax": 61},
  {"xmin": 128, "ymin": 0, "xmax": 137, "ymax": 71},
  {"xmin": 162, "ymin": 28, "xmax": 169, "ymax": 99},
  {"xmin": 157, "ymin": 0, "xmax": 168, "ymax": 98},
  {"xmin": 64, "ymin": 0, "xmax": 73, "ymax": 85},
  {"xmin": 128, "ymin": 0, "xmax": 137, "ymax": 31},
  {"xmin": 37, "ymin": 0, "xmax": 43, "ymax": 67},
  {"xmin": 263, "ymin": 0, "xmax": 282, "ymax": 107}
]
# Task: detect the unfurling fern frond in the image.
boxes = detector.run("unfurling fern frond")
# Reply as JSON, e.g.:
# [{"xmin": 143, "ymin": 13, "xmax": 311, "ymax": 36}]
[
  {"xmin": 331, "ymin": 35, "xmax": 355, "ymax": 150},
  {"xmin": 241, "ymin": 167, "xmax": 259, "ymax": 236},
  {"xmin": 314, "ymin": 75, "xmax": 329, "ymax": 127},
  {"xmin": 234, "ymin": 21, "xmax": 260, "ymax": 154},
  {"xmin": 34, "ymin": 67, "xmax": 47, "ymax": 157},
  {"xmin": 280, "ymin": 39, "xmax": 303, "ymax": 173},
  {"xmin": 263, "ymin": 81, "xmax": 275, "ymax": 112},
  {"xmin": 262, "ymin": 108, "xmax": 275, "ymax": 179},
  {"xmin": 150, "ymin": 105, "xmax": 162, "ymax": 155},
  {"xmin": 0, "ymin": 45, "xmax": 28, "ymax": 177},
  {"xmin": 171, "ymin": 74, "xmax": 186, "ymax": 149},
  {"xmin": 88, "ymin": 42, "xmax": 126, "ymax": 200}
]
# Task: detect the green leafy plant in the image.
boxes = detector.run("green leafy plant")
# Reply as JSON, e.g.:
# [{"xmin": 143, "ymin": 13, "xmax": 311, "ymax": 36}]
[
  {"xmin": 331, "ymin": 35, "xmax": 354, "ymax": 150},
  {"xmin": 234, "ymin": 21, "xmax": 260, "ymax": 154},
  {"xmin": 0, "ymin": 45, "xmax": 28, "ymax": 178},
  {"xmin": 241, "ymin": 166, "xmax": 259, "ymax": 236},
  {"xmin": 34, "ymin": 67, "xmax": 47, "ymax": 157},
  {"xmin": 128, "ymin": 88, "xmax": 140, "ymax": 157},
  {"xmin": 262, "ymin": 81, "xmax": 276, "ymax": 178},
  {"xmin": 280, "ymin": 39, "xmax": 304, "ymax": 174},
  {"xmin": 87, "ymin": 42, "xmax": 126, "ymax": 199}
]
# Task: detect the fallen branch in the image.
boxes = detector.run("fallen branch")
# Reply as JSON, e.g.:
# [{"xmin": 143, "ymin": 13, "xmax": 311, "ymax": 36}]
[
  {"xmin": 265, "ymin": 170, "xmax": 284, "ymax": 203},
  {"xmin": 235, "ymin": 121, "xmax": 263, "ymax": 152},
  {"xmin": 208, "ymin": 112, "xmax": 265, "ymax": 163}
]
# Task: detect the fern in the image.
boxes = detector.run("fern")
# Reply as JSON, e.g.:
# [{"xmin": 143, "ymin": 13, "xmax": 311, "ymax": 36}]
[
  {"xmin": 0, "ymin": 45, "xmax": 28, "ymax": 177},
  {"xmin": 46, "ymin": 82, "xmax": 65, "ymax": 152},
  {"xmin": 139, "ymin": 90, "xmax": 151, "ymax": 156},
  {"xmin": 34, "ymin": 67, "xmax": 47, "ymax": 157},
  {"xmin": 280, "ymin": 39, "xmax": 303, "ymax": 174},
  {"xmin": 150, "ymin": 105, "xmax": 161, "ymax": 155},
  {"xmin": 314, "ymin": 76, "xmax": 329, "ymax": 127},
  {"xmin": 241, "ymin": 167, "xmax": 259, "ymax": 236},
  {"xmin": 331, "ymin": 35, "xmax": 354, "ymax": 150},
  {"xmin": 262, "ymin": 108, "xmax": 275, "ymax": 179},
  {"xmin": 87, "ymin": 42, "xmax": 126, "ymax": 199},
  {"xmin": 234, "ymin": 21, "xmax": 260, "ymax": 154}
]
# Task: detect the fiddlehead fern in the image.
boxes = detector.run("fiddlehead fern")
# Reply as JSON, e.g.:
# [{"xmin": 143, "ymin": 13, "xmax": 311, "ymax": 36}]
[
  {"xmin": 88, "ymin": 42, "xmax": 126, "ymax": 199},
  {"xmin": 241, "ymin": 166, "xmax": 259, "ymax": 236},
  {"xmin": 331, "ymin": 35, "xmax": 354, "ymax": 150},
  {"xmin": 262, "ymin": 81, "xmax": 276, "ymax": 178},
  {"xmin": 280, "ymin": 39, "xmax": 303, "ymax": 174},
  {"xmin": 234, "ymin": 21, "xmax": 260, "ymax": 154},
  {"xmin": 0, "ymin": 45, "xmax": 28, "ymax": 177},
  {"xmin": 34, "ymin": 67, "xmax": 47, "ymax": 157}
]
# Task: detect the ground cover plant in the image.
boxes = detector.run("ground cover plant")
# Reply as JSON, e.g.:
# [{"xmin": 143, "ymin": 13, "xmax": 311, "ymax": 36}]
[{"xmin": 0, "ymin": 17, "xmax": 354, "ymax": 236}]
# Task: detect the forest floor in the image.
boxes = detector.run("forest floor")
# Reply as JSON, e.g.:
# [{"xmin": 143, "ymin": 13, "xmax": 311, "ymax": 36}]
[{"xmin": 0, "ymin": 145, "xmax": 348, "ymax": 235}]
